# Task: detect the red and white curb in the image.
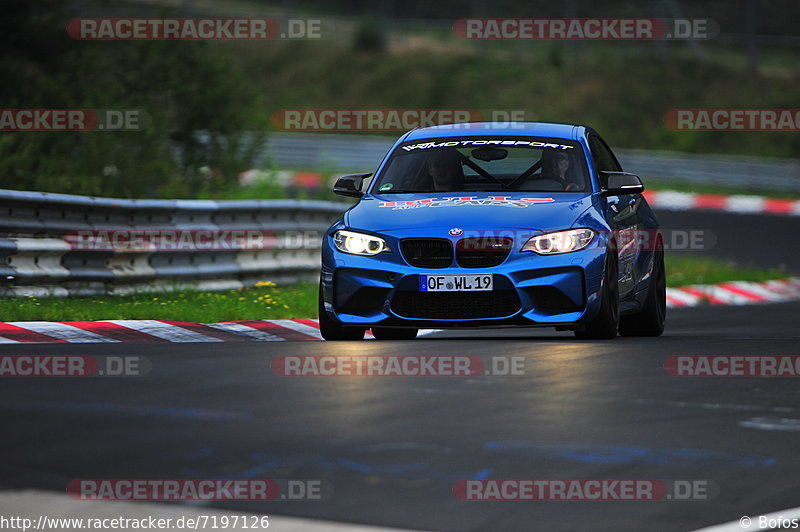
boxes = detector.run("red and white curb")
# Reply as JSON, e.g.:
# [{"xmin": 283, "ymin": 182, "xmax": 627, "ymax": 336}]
[
  {"xmin": 666, "ymin": 277, "xmax": 800, "ymax": 307},
  {"xmin": 0, "ymin": 279, "xmax": 796, "ymax": 343},
  {"xmin": 0, "ymin": 319, "xmax": 438, "ymax": 344},
  {"xmin": 644, "ymin": 190, "xmax": 800, "ymax": 216}
]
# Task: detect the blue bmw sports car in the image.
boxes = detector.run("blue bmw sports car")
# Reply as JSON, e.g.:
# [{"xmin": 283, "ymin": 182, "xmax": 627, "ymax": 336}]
[{"xmin": 319, "ymin": 122, "xmax": 665, "ymax": 340}]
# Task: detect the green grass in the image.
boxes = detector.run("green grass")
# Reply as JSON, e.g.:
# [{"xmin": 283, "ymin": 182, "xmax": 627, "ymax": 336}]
[
  {"xmin": 0, "ymin": 258, "xmax": 791, "ymax": 322},
  {"xmin": 0, "ymin": 282, "xmax": 317, "ymax": 323},
  {"xmin": 665, "ymin": 255, "xmax": 789, "ymax": 287}
]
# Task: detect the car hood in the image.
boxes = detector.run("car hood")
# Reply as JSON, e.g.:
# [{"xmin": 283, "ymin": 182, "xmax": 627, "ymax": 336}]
[{"xmin": 345, "ymin": 192, "xmax": 597, "ymax": 234}]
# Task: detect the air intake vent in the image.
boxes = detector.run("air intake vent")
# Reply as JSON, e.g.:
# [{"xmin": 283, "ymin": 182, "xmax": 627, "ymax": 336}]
[
  {"xmin": 391, "ymin": 290, "xmax": 520, "ymax": 319},
  {"xmin": 400, "ymin": 238, "xmax": 453, "ymax": 268},
  {"xmin": 456, "ymin": 236, "xmax": 513, "ymax": 268}
]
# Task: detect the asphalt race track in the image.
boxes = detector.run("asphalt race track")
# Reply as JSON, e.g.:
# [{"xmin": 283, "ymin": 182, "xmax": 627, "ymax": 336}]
[{"xmin": 1, "ymin": 210, "xmax": 799, "ymax": 532}]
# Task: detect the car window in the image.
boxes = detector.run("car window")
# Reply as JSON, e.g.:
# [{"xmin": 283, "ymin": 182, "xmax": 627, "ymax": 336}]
[
  {"xmin": 589, "ymin": 135, "xmax": 622, "ymax": 173},
  {"xmin": 371, "ymin": 137, "xmax": 590, "ymax": 194}
]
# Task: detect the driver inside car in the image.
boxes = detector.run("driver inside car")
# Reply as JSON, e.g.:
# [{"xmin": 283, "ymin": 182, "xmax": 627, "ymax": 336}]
[
  {"xmin": 426, "ymin": 150, "xmax": 465, "ymax": 192},
  {"xmin": 540, "ymin": 150, "xmax": 583, "ymax": 191}
]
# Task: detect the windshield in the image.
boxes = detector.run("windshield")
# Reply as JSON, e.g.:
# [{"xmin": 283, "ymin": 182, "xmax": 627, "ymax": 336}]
[{"xmin": 371, "ymin": 137, "xmax": 590, "ymax": 194}]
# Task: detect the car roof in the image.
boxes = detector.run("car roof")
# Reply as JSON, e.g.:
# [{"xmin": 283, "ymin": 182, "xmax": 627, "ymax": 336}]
[{"xmin": 402, "ymin": 121, "xmax": 586, "ymax": 142}]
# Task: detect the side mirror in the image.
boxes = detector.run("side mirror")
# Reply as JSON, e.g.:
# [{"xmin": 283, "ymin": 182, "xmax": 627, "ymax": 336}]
[
  {"xmin": 600, "ymin": 171, "xmax": 644, "ymax": 196},
  {"xmin": 333, "ymin": 173, "xmax": 371, "ymax": 198}
]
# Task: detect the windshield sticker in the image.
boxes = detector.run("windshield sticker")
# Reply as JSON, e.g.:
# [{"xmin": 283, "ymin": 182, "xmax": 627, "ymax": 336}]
[
  {"xmin": 379, "ymin": 183, "xmax": 394, "ymax": 191},
  {"xmin": 401, "ymin": 139, "xmax": 576, "ymax": 152},
  {"xmin": 378, "ymin": 196, "xmax": 554, "ymax": 209}
]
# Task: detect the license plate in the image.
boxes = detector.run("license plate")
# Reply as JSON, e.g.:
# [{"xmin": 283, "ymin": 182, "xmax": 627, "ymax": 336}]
[{"xmin": 419, "ymin": 274, "xmax": 493, "ymax": 292}]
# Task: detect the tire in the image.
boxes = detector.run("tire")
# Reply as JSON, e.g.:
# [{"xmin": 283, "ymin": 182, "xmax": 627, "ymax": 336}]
[
  {"xmin": 619, "ymin": 241, "xmax": 666, "ymax": 337},
  {"xmin": 318, "ymin": 282, "xmax": 365, "ymax": 341},
  {"xmin": 574, "ymin": 250, "xmax": 619, "ymax": 340},
  {"xmin": 371, "ymin": 327, "xmax": 418, "ymax": 340}
]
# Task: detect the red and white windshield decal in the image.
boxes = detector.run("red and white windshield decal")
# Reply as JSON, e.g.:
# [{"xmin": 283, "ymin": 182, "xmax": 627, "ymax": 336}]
[{"xmin": 378, "ymin": 196, "xmax": 554, "ymax": 209}]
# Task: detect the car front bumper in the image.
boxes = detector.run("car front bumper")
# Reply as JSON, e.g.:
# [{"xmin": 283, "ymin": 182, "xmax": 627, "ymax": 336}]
[{"xmin": 321, "ymin": 233, "xmax": 609, "ymax": 329}]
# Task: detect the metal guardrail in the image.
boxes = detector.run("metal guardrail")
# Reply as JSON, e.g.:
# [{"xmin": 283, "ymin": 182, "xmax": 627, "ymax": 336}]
[
  {"xmin": 262, "ymin": 133, "xmax": 800, "ymax": 193},
  {"xmin": 0, "ymin": 189, "xmax": 347, "ymax": 297}
]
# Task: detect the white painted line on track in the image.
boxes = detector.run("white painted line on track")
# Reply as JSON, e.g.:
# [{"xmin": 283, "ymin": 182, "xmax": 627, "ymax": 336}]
[{"xmin": 739, "ymin": 417, "xmax": 800, "ymax": 432}]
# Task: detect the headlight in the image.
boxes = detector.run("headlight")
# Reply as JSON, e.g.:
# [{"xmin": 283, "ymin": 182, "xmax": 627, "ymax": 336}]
[
  {"xmin": 333, "ymin": 230, "xmax": 390, "ymax": 256},
  {"xmin": 521, "ymin": 228, "xmax": 596, "ymax": 255}
]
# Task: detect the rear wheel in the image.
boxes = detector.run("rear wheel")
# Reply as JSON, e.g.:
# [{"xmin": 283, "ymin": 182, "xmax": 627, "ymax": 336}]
[
  {"xmin": 574, "ymin": 251, "xmax": 619, "ymax": 340},
  {"xmin": 619, "ymin": 242, "xmax": 666, "ymax": 337},
  {"xmin": 318, "ymin": 283, "xmax": 365, "ymax": 341},
  {"xmin": 371, "ymin": 327, "xmax": 418, "ymax": 340}
]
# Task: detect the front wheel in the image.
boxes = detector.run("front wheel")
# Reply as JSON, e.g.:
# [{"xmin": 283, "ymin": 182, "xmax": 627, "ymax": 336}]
[
  {"xmin": 619, "ymin": 242, "xmax": 666, "ymax": 337},
  {"xmin": 371, "ymin": 327, "xmax": 418, "ymax": 340},
  {"xmin": 574, "ymin": 251, "xmax": 619, "ymax": 340},
  {"xmin": 318, "ymin": 283, "xmax": 365, "ymax": 341}
]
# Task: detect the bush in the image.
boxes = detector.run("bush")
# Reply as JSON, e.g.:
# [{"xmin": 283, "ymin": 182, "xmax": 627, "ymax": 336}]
[{"xmin": 0, "ymin": 0, "xmax": 262, "ymax": 198}]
